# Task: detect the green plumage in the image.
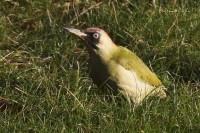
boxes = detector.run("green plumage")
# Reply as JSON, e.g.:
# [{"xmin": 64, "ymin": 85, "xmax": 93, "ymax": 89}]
[
  {"xmin": 65, "ymin": 27, "xmax": 167, "ymax": 104},
  {"xmin": 110, "ymin": 46, "xmax": 162, "ymax": 87}
]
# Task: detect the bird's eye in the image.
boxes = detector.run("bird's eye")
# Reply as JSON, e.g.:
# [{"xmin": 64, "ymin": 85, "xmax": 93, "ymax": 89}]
[{"xmin": 93, "ymin": 33, "xmax": 99, "ymax": 39}]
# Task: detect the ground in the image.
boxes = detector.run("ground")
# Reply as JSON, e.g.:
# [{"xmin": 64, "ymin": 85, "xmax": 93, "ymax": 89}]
[{"xmin": 0, "ymin": 0, "xmax": 200, "ymax": 132}]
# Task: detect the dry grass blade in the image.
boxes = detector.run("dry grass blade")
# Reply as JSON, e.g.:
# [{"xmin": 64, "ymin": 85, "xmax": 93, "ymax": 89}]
[
  {"xmin": 66, "ymin": 87, "xmax": 85, "ymax": 111},
  {"xmin": 0, "ymin": 97, "xmax": 23, "ymax": 113},
  {"xmin": 70, "ymin": 2, "xmax": 103, "ymax": 25}
]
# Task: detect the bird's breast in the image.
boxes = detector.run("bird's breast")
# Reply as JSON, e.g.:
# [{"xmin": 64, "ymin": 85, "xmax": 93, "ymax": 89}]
[{"xmin": 88, "ymin": 56, "xmax": 115, "ymax": 87}]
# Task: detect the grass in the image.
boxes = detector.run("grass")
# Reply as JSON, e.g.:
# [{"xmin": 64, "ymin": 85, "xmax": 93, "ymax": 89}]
[{"xmin": 0, "ymin": 0, "xmax": 200, "ymax": 132}]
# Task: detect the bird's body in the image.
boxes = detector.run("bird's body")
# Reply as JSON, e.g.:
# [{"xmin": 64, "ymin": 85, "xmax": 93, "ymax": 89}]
[
  {"xmin": 65, "ymin": 27, "xmax": 166, "ymax": 105},
  {"xmin": 88, "ymin": 46, "xmax": 166, "ymax": 104}
]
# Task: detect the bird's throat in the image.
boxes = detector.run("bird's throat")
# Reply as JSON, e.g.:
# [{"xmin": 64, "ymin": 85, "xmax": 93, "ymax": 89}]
[{"xmin": 91, "ymin": 44, "xmax": 99, "ymax": 50}]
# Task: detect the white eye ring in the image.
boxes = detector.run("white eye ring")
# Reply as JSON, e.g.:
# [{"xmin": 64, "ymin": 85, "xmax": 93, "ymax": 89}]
[{"xmin": 93, "ymin": 33, "xmax": 99, "ymax": 39}]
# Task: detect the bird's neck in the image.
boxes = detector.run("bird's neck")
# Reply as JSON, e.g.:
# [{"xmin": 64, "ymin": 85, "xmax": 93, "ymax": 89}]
[{"xmin": 97, "ymin": 43, "xmax": 118, "ymax": 63}]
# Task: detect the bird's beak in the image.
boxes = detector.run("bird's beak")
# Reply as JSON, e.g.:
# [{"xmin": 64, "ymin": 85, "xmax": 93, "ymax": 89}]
[{"xmin": 64, "ymin": 27, "xmax": 87, "ymax": 39}]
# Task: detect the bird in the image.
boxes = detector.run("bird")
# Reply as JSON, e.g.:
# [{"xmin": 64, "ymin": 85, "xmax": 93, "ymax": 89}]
[{"xmin": 64, "ymin": 27, "xmax": 167, "ymax": 105}]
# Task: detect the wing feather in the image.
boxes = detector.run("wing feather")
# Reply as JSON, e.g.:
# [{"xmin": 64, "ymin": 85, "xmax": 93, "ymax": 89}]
[{"xmin": 112, "ymin": 47, "xmax": 162, "ymax": 87}]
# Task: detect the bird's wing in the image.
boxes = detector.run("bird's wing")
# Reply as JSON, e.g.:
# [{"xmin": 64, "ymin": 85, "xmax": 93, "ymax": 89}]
[{"xmin": 113, "ymin": 46, "xmax": 162, "ymax": 87}]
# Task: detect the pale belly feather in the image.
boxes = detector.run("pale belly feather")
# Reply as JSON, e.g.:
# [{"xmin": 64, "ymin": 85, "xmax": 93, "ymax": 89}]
[{"xmin": 108, "ymin": 62, "xmax": 156, "ymax": 105}]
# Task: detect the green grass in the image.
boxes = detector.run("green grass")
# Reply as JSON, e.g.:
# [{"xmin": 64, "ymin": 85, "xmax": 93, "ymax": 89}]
[{"xmin": 1, "ymin": 0, "xmax": 200, "ymax": 132}]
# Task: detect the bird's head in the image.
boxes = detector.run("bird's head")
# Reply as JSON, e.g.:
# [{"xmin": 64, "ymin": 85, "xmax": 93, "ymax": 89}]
[{"xmin": 64, "ymin": 27, "xmax": 118, "ymax": 57}]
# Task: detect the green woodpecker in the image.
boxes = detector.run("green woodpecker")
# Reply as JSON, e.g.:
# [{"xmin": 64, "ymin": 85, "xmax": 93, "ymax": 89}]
[{"xmin": 64, "ymin": 27, "xmax": 167, "ymax": 105}]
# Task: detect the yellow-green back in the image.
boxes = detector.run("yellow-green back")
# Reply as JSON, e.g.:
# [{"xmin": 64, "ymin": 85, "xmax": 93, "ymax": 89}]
[{"xmin": 111, "ymin": 46, "xmax": 162, "ymax": 87}]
